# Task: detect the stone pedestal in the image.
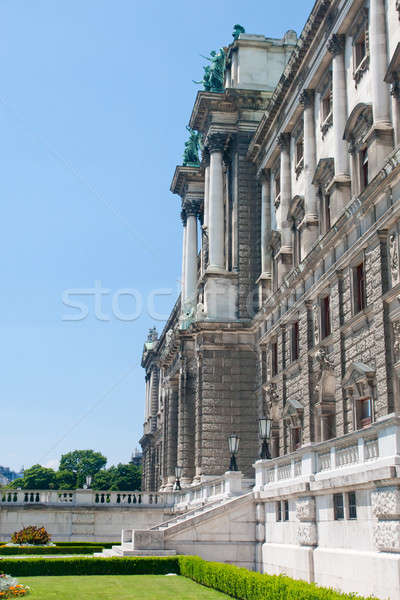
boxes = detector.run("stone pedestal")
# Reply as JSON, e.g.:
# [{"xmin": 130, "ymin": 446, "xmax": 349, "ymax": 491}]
[{"xmin": 204, "ymin": 271, "xmax": 238, "ymax": 321}]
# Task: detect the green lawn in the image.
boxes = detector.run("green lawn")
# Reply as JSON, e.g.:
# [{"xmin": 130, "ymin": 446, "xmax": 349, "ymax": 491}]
[{"xmin": 20, "ymin": 575, "xmax": 231, "ymax": 599}]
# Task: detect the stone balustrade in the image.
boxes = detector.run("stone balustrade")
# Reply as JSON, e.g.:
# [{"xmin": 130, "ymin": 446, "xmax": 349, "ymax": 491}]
[
  {"xmin": 254, "ymin": 414, "xmax": 400, "ymax": 491},
  {"xmin": 172, "ymin": 471, "xmax": 254, "ymax": 511},
  {"xmin": 0, "ymin": 489, "xmax": 172, "ymax": 508}
]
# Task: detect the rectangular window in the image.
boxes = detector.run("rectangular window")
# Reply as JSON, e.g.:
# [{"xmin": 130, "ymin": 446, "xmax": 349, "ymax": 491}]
[
  {"xmin": 276, "ymin": 501, "xmax": 282, "ymax": 521},
  {"xmin": 271, "ymin": 342, "xmax": 278, "ymax": 377},
  {"xmin": 284, "ymin": 500, "xmax": 289, "ymax": 521},
  {"xmin": 291, "ymin": 321, "xmax": 299, "ymax": 362},
  {"xmin": 322, "ymin": 88, "xmax": 332, "ymax": 122},
  {"xmin": 324, "ymin": 194, "xmax": 331, "ymax": 232},
  {"xmin": 291, "ymin": 427, "xmax": 301, "ymax": 451},
  {"xmin": 359, "ymin": 397, "xmax": 372, "ymax": 428},
  {"xmin": 361, "ymin": 148, "xmax": 368, "ymax": 191},
  {"xmin": 348, "ymin": 492, "xmax": 357, "ymax": 519},
  {"xmin": 353, "ymin": 262, "xmax": 366, "ymax": 314},
  {"xmin": 334, "ymin": 493, "xmax": 344, "ymax": 520},
  {"xmin": 355, "ymin": 32, "xmax": 367, "ymax": 68},
  {"xmin": 321, "ymin": 295, "xmax": 331, "ymax": 339}
]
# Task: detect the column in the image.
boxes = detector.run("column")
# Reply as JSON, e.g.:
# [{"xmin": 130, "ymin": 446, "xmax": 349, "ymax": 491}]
[
  {"xmin": 327, "ymin": 34, "xmax": 351, "ymax": 222},
  {"xmin": 165, "ymin": 384, "xmax": 178, "ymax": 489},
  {"xmin": 144, "ymin": 374, "xmax": 150, "ymax": 421},
  {"xmin": 258, "ymin": 170, "xmax": 272, "ymax": 304},
  {"xmin": 207, "ymin": 133, "xmax": 225, "ymax": 271},
  {"xmin": 180, "ymin": 211, "xmax": 187, "ymax": 307},
  {"xmin": 300, "ymin": 89, "xmax": 319, "ymax": 254},
  {"xmin": 368, "ymin": 0, "xmax": 394, "ymax": 175},
  {"xmin": 369, "ymin": 0, "xmax": 391, "ymax": 126},
  {"xmin": 277, "ymin": 133, "xmax": 292, "ymax": 284},
  {"xmin": 184, "ymin": 200, "xmax": 199, "ymax": 306}
]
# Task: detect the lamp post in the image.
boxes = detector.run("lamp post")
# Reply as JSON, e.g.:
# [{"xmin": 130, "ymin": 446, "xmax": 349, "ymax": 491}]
[
  {"xmin": 258, "ymin": 417, "xmax": 272, "ymax": 460},
  {"xmin": 227, "ymin": 434, "xmax": 240, "ymax": 471},
  {"xmin": 174, "ymin": 465, "xmax": 182, "ymax": 491}
]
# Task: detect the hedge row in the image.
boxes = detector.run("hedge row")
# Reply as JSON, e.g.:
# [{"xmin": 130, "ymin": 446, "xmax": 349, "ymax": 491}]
[
  {"xmin": 0, "ymin": 556, "xmax": 179, "ymax": 577},
  {"xmin": 55, "ymin": 542, "xmax": 116, "ymax": 548},
  {"xmin": 178, "ymin": 556, "xmax": 376, "ymax": 600},
  {"xmin": 0, "ymin": 555, "xmax": 376, "ymax": 599},
  {"xmin": 0, "ymin": 545, "xmax": 104, "ymax": 556}
]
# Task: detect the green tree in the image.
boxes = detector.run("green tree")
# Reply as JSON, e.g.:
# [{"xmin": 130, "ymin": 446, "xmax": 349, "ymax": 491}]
[
  {"xmin": 92, "ymin": 469, "xmax": 112, "ymax": 490},
  {"xmin": 59, "ymin": 450, "xmax": 107, "ymax": 487},
  {"xmin": 56, "ymin": 470, "xmax": 77, "ymax": 489},
  {"xmin": 8, "ymin": 465, "xmax": 57, "ymax": 490}
]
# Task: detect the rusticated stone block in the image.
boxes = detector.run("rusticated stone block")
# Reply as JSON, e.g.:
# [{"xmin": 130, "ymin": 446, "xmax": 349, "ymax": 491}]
[
  {"xmin": 297, "ymin": 523, "xmax": 317, "ymax": 546},
  {"xmin": 372, "ymin": 487, "xmax": 400, "ymax": 519},
  {"xmin": 374, "ymin": 521, "xmax": 400, "ymax": 552},
  {"xmin": 296, "ymin": 496, "xmax": 316, "ymax": 522}
]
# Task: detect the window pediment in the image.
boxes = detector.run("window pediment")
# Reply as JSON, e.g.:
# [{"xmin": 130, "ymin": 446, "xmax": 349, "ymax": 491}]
[
  {"xmin": 342, "ymin": 361, "xmax": 375, "ymax": 388},
  {"xmin": 343, "ymin": 103, "xmax": 373, "ymax": 146}
]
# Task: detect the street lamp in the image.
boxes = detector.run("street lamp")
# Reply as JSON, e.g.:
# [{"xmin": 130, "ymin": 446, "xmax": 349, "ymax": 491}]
[
  {"xmin": 227, "ymin": 434, "xmax": 240, "ymax": 472},
  {"xmin": 85, "ymin": 475, "xmax": 92, "ymax": 489},
  {"xmin": 174, "ymin": 465, "xmax": 182, "ymax": 491},
  {"xmin": 258, "ymin": 417, "xmax": 272, "ymax": 460}
]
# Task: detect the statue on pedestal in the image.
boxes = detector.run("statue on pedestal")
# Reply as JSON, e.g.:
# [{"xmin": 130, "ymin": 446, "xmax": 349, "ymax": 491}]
[
  {"xmin": 194, "ymin": 48, "xmax": 226, "ymax": 93},
  {"xmin": 183, "ymin": 127, "xmax": 201, "ymax": 166}
]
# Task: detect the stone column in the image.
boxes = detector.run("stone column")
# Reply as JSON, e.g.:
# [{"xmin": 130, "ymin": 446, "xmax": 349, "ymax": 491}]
[
  {"xmin": 258, "ymin": 169, "xmax": 272, "ymax": 304},
  {"xmin": 207, "ymin": 133, "xmax": 226, "ymax": 272},
  {"xmin": 277, "ymin": 133, "xmax": 292, "ymax": 284},
  {"xmin": 201, "ymin": 154, "xmax": 210, "ymax": 275},
  {"xmin": 165, "ymin": 383, "xmax": 178, "ymax": 490},
  {"xmin": 184, "ymin": 200, "xmax": 199, "ymax": 307},
  {"xmin": 367, "ymin": 0, "xmax": 394, "ymax": 176},
  {"xmin": 370, "ymin": 0, "xmax": 391, "ymax": 126},
  {"xmin": 181, "ymin": 211, "xmax": 187, "ymax": 307},
  {"xmin": 327, "ymin": 34, "xmax": 351, "ymax": 223},
  {"xmin": 300, "ymin": 89, "xmax": 318, "ymax": 254}
]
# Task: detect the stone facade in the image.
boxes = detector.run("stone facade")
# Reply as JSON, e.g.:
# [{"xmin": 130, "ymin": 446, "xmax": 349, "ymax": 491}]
[{"xmin": 139, "ymin": 2, "xmax": 400, "ymax": 595}]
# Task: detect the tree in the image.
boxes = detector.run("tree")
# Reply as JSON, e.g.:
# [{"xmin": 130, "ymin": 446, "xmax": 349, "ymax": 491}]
[
  {"xmin": 56, "ymin": 470, "xmax": 77, "ymax": 490},
  {"xmin": 8, "ymin": 465, "xmax": 57, "ymax": 490},
  {"xmin": 92, "ymin": 469, "xmax": 112, "ymax": 491},
  {"xmin": 59, "ymin": 450, "xmax": 107, "ymax": 487},
  {"xmin": 92, "ymin": 462, "xmax": 141, "ymax": 491}
]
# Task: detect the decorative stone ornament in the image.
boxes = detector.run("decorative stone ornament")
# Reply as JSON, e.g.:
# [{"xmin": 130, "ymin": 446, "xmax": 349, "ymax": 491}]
[
  {"xmin": 327, "ymin": 33, "xmax": 345, "ymax": 56},
  {"xmin": 372, "ymin": 486, "xmax": 400, "ymax": 518},
  {"xmin": 296, "ymin": 497, "xmax": 316, "ymax": 522},
  {"xmin": 313, "ymin": 304, "xmax": 320, "ymax": 346},
  {"xmin": 393, "ymin": 322, "xmax": 400, "ymax": 363},
  {"xmin": 389, "ymin": 233, "xmax": 400, "ymax": 286},
  {"xmin": 297, "ymin": 523, "xmax": 318, "ymax": 546}
]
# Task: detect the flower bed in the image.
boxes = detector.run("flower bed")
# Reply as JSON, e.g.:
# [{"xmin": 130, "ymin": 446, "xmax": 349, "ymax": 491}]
[{"xmin": 0, "ymin": 574, "xmax": 30, "ymax": 598}]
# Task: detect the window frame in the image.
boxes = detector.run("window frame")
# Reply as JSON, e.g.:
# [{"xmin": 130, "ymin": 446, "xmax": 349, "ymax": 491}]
[
  {"xmin": 320, "ymin": 294, "xmax": 331, "ymax": 340},
  {"xmin": 348, "ymin": 491, "xmax": 357, "ymax": 520},
  {"xmin": 271, "ymin": 341, "xmax": 279, "ymax": 377},
  {"xmin": 333, "ymin": 493, "xmax": 345, "ymax": 520},
  {"xmin": 352, "ymin": 260, "xmax": 367, "ymax": 315},
  {"xmin": 291, "ymin": 321, "xmax": 300, "ymax": 362}
]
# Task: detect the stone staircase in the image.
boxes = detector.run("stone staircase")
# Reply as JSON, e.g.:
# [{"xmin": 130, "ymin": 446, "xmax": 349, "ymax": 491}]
[{"xmin": 94, "ymin": 492, "xmax": 253, "ymax": 558}]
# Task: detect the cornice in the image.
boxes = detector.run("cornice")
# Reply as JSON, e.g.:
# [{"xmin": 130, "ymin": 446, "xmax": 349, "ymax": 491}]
[
  {"xmin": 248, "ymin": 0, "xmax": 332, "ymax": 162},
  {"xmin": 170, "ymin": 165, "xmax": 204, "ymax": 197},
  {"xmin": 189, "ymin": 89, "xmax": 271, "ymax": 134}
]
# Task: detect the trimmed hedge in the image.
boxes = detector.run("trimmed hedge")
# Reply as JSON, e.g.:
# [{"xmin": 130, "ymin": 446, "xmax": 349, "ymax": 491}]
[
  {"xmin": 178, "ymin": 556, "xmax": 376, "ymax": 600},
  {"xmin": 55, "ymin": 542, "xmax": 116, "ymax": 548},
  {"xmin": 0, "ymin": 545, "xmax": 103, "ymax": 556},
  {"xmin": 0, "ymin": 556, "xmax": 179, "ymax": 577},
  {"xmin": 0, "ymin": 554, "xmax": 377, "ymax": 599}
]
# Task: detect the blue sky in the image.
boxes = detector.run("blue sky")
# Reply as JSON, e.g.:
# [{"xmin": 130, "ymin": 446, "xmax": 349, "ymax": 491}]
[{"xmin": 0, "ymin": 0, "xmax": 315, "ymax": 473}]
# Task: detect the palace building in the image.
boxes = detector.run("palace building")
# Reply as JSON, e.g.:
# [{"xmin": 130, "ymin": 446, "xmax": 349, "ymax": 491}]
[{"xmin": 138, "ymin": 0, "xmax": 400, "ymax": 595}]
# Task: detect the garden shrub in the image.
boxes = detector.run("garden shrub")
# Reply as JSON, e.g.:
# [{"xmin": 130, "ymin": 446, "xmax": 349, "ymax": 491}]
[
  {"xmin": 11, "ymin": 526, "xmax": 50, "ymax": 546},
  {"xmin": 178, "ymin": 556, "xmax": 376, "ymax": 600},
  {"xmin": 0, "ymin": 546, "xmax": 103, "ymax": 556},
  {"xmin": 0, "ymin": 557, "xmax": 180, "ymax": 577}
]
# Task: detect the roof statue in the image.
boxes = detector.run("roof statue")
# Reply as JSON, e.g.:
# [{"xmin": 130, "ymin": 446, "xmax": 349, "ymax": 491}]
[
  {"xmin": 232, "ymin": 24, "xmax": 245, "ymax": 40},
  {"xmin": 183, "ymin": 127, "xmax": 201, "ymax": 166},
  {"xmin": 147, "ymin": 327, "xmax": 158, "ymax": 342},
  {"xmin": 194, "ymin": 48, "xmax": 226, "ymax": 93}
]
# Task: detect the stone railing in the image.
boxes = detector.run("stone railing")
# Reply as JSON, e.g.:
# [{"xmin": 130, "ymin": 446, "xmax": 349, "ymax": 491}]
[
  {"xmin": 0, "ymin": 489, "xmax": 173, "ymax": 508},
  {"xmin": 172, "ymin": 471, "xmax": 254, "ymax": 512},
  {"xmin": 254, "ymin": 414, "xmax": 400, "ymax": 490}
]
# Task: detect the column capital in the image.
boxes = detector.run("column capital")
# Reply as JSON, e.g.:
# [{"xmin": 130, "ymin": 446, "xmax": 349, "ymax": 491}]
[
  {"xmin": 207, "ymin": 132, "xmax": 226, "ymax": 153},
  {"xmin": 258, "ymin": 168, "xmax": 271, "ymax": 184},
  {"xmin": 277, "ymin": 132, "xmax": 291, "ymax": 151},
  {"xmin": 201, "ymin": 147, "xmax": 210, "ymax": 166},
  {"xmin": 183, "ymin": 198, "xmax": 201, "ymax": 218},
  {"xmin": 299, "ymin": 89, "xmax": 315, "ymax": 108},
  {"xmin": 181, "ymin": 209, "xmax": 187, "ymax": 226},
  {"xmin": 327, "ymin": 34, "xmax": 345, "ymax": 56}
]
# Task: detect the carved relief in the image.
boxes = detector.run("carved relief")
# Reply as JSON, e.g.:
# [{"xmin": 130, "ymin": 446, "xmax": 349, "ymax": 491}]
[
  {"xmin": 374, "ymin": 521, "xmax": 400, "ymax": 552},
  {"xmin": 372, "ymin": 487, "xmax": 400, "ymax": 519},
  {"xmin": 315, "ymin": 347, "xmax": 334, "ymax": 373},
  {"xmin": 393, "ymin": 322, "xmax": 400, "ymax": 364},
  {"xmin": 296, "ymin": 497, "xmax": 316, "ymax": 522},
  {"xmin": 389, "ymin": 233, "xmax": 400, "ymax": 286},
  {"xmin": 313, "ymin": 304, "xmax": 320, "ymax": 346},
  {"xmin": 297, "ymin": 523, "xmax": 317, "ymax": 546}
]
